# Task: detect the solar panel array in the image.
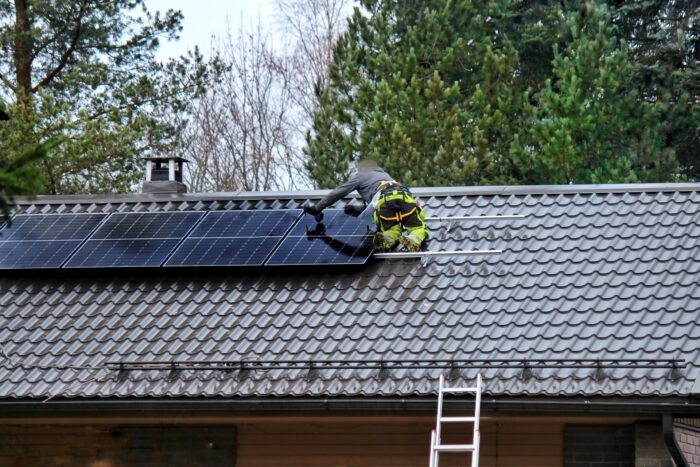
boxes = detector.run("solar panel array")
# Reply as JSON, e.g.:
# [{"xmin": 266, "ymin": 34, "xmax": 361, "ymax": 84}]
[{"xmin": 0, "ymin": 209, "xmax": 374, "ymax": 270}]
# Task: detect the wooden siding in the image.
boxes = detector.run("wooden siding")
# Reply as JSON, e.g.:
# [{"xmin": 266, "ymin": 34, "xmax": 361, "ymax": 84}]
[
  {"xmin": 236, "ymin": 421, "xmax": 563, "ymax": 467},
  {"xmin": 0, "ymin": 424, "xmax": 236, "ymax": 467}
]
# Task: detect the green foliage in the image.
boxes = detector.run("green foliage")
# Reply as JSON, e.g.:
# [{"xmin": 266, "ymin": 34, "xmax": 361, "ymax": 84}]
[
  {"xmin": 0, "ymin": 141, "xmax": 49, "ymax": 223},
  {"xmin": 609, "ymin": 0, "xmax": 699, "ymax": 179},
  {"xmin": 0, "ymin": 1, "xmax": 217, "ymax": 195},
  {"xmin": 306, "ymin": 0, "xmax": 528, "ymax": 187},
  {"xmin": 306, "ymin": 0, "xmax": 685, "ymax": 187},
  {"xmin": 520, "ymin": 7, "xmax": 674, "ymax": 184}
]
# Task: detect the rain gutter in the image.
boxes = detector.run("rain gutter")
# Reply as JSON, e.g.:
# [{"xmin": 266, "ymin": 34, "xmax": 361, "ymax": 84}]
[{"xmin": 1, "ymin": 397, "xmax": 699, "ymax": 418}]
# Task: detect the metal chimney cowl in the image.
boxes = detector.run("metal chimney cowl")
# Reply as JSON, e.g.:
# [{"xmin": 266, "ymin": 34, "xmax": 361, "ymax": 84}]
[{"xmin": 141, "ymin": 156, "xmax": 188, "ymax": 194}]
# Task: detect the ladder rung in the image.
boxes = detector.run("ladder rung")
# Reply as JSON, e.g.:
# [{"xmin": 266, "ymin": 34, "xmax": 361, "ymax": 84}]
[
  {"xmin": 441, "ymin": 387, "xmax": 478, "ymax": 394},
  {"xmin": 435, "ymin": 444, "xmax": 475, "ymax": 452},
  {"xmin": 440, "ymin": 416, "xmax": 476, "ymax": 423}
]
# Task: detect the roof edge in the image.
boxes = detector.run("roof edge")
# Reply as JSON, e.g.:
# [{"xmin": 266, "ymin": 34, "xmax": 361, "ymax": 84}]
[
  {"xmin": 12, "ymin": 183, "xmax": 700, "ymax": 205},
  {"xmin": 0, "ymin": 396, "xmax": 698, "ymax": 417}
]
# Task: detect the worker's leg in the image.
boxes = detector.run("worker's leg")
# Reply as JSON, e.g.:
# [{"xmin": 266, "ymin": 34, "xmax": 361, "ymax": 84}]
[
  {"xmin": 379, "ymin": 223, "xmax": 402, "ymax": 250},
  {"xmin": 373, "ymin": 201, "xmax": 402, "ymax": 251},
  {"xmin": 400, "ymin": 206, "xmax": 428, "ymax": 252}
]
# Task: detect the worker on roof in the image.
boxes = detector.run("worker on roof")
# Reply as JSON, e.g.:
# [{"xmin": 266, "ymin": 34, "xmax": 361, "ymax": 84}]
[{"xmin": 304, "ymin": 159, "xmax": 428, "ymax": 252}]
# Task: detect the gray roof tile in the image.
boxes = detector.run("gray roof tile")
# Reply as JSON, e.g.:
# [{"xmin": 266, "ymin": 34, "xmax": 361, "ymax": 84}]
[{"xmin": 1, "ymin": 184, "xmax": 699, "ymax": 400}]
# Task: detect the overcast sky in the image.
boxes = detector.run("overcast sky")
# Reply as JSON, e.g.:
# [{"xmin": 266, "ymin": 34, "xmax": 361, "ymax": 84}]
[{"xmin": 146, "ymin": 0, "xmax": 279, "ymax": 60}]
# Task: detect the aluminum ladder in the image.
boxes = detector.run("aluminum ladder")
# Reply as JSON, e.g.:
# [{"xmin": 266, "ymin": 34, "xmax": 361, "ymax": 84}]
[{"xmin": 429, "ymin": 372, "xmax": 483, "ymax": 467}]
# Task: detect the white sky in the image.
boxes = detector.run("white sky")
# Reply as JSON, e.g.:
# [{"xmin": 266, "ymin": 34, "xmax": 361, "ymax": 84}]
[{"xmin": 146, "ymin": 0, "xmax": 279, "ymax": 60}]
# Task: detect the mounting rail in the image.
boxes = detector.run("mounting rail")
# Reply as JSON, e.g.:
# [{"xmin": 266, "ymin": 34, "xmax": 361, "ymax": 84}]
[
  {"xmin": 373, "ymin": 250, "xmax": 501, "ymax": 258},
  {"xmin": 372, "ymin": 213, "xmax": 523, "ymax": 258},
  {"xmin": 424, "ymin": 214, "xmax": 525, "ymax": 222}
]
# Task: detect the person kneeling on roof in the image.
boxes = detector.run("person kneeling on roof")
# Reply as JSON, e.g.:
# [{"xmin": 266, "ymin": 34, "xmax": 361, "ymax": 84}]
[{"xmin": 304, "ymin": 159, "xmax": 428, "ymax": 252}]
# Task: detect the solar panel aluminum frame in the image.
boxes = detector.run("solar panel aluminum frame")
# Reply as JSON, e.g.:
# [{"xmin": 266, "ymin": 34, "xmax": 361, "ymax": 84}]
[{"xmin": 164, "ymin": 209, "xmax": 304, "ymax": 268}]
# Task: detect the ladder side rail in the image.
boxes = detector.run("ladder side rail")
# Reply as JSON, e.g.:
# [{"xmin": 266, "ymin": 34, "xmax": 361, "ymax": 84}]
[
  {"xmin": 434, "ymin": 372, "xmax": 446, "ymax": 467},
  {"xmin": 471, "ymin": 373, "xmax": 483, "ymax": 467},
  {"xmin": 429, "ymin": 429, "xmax": 436, "ymax": 467}
]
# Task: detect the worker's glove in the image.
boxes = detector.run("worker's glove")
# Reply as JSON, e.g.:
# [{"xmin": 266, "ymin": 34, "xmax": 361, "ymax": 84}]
[
  {"xmin": 306, "ymin": 223, "xmax": 326, "ymax": 237},
  {"xmin": 343, "ymin": 203, "xmax": 363, "ymax": 217},
  {"xmin": 304, "ymin": 205, "xmax": 324, "ymax": 223}
]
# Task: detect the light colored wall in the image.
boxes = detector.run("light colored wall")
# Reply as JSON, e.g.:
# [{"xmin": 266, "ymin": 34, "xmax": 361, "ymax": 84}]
[{"xmin": 236, "ymin": 420, "xmax": 563, "ymax": 467}]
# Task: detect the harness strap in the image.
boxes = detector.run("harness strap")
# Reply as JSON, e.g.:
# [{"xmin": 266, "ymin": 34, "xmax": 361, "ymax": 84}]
[
  {"xmin": 379, "ymin": 206, "xmax": 417, "ymax": 222},
  {"xmin": 378, "ymin": 190, "xmax": 416, "ymax": 205}
]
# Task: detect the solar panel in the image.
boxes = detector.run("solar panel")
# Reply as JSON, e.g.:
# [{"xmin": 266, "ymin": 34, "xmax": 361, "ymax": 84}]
[
  {"xmin": 64, "ymin": 212, "xmax": 204, "ymax": 268},
  {"xmin": 265, "ymin": 209, "xmax": 375, "ymax": 266},
  {"xmin": 165, "ymin": 210, "xmax": 302, "ymax": 267},
  {"xmin": 0, "ymin": 214, "xmax": 107, "ymax": 269}
]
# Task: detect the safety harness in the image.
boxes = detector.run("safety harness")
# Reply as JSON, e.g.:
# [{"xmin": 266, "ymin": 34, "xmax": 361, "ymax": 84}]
[{"xmin": 375, "ymin": 181, "xmax": 418, "ymax": 223}]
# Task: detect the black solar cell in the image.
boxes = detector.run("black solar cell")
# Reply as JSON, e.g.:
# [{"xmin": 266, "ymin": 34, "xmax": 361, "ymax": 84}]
[
  {"xmin": 64, "ymin": 212, "xmax": 204, "ymax": 268},
  {"xmin": 167, "ymin": 237, "xmax": 283, "ymax": 267},
  {"xmin": 188, "ymin": 210, "xmax": 300, "ymax": 238},
  {"xmin": 90, "ymin": 212, "xmax": 202, "ymax": 240},
  {"xmin": 287, "ymin": 209, "xmax": 374, "ymax": 237},
  {"xmin": 0, "ymin": 214, "xmax": 107, "ymax": 269},
  {"xmin": 0, "ymin": 240, "xmax": 84, "ymax": 269},
  {"xmin": 165, "ymin": 210, "xmax": 302, "ymax": 267},
  {"xmin": 0, "ymin": 214, "xmax": 106, "ymax": 241},
  {"xmin": 265, "ymin": 210, "xmax": 375, "ymax": 266}
]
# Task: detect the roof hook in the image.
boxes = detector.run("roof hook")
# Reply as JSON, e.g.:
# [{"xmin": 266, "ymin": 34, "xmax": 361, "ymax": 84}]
[
  {"xmin": 305, "ymin": 361, "xmax": 318, "ymax": 382},
  {"xmin": 593, "ymin": 360, "xmax": 607, "ymax": 382},
  {"xmin": 669, "ymin": 361, "xmax": 683, "ymax": 381},
  {"xmin": 447, "ymin": 360, "xmax": 460, "ymax": 381},
  {"xmin": 235, "ymin": 361, "xmax": 250, "ymax": 382},
  {"xmin": 167, "ymin": 360, "xmax": 180, "ymax": 382},
  {"xmin": 377, "ymin": 361, "xmax": 390, "ymax": 381},
  {"xmin": 520, "ymin": 361, "xmax": 533, "ymax": 381},
  {"xmin": 116, "ymin": 362, "xmax": 128, "ymax": 383}
]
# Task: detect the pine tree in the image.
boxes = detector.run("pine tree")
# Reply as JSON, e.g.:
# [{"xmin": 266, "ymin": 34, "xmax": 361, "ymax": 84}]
[
  {"xmin": 520, "ymin": 4, "xmax": 675, "ymax": 184},
  {"xmin": 0, "ymin": 1, "xmax": 216, "ymax": 194},
  {"xmin": 609, "ymin": 0, "xmax": 700, "ymax": 180},
  {"xmin": 305, "ymin": 0, "xmax": 529, "ymax": 187},
  {"xmin": 306, "ymin": 0, "xmax": 682, "ymax": 188}
]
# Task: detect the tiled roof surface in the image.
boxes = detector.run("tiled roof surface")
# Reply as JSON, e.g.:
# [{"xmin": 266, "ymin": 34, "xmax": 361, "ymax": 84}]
[{"xmin": 1, "ymin": 184, "xmax": 699, "ymax": 400}]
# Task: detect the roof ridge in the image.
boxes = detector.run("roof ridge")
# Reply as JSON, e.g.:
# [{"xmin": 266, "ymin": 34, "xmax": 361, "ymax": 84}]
[{"xmin": 13, "ymin": 182, "xmax": 700, "ymax": 205}]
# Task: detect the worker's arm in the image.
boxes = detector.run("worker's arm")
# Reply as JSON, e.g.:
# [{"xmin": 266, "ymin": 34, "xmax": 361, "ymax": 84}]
[{"xmin": 314, "ymin": 173, "xmax": 363, "ymax": 211}]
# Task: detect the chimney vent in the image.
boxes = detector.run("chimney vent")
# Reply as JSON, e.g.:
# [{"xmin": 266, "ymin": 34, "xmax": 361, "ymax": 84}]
[{"xmin": 141, "ymin": 156, "xmax": 188, "ymax": 194}]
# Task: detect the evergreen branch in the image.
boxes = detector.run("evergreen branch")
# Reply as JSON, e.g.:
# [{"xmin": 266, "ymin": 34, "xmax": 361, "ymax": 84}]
[
  {"xmin": 0, "ymin": 74, "xmax": 15, "ymax": 92},
  {"xmin": 32, "ymin": 1, "xmax": 87, "ymax": 93}
]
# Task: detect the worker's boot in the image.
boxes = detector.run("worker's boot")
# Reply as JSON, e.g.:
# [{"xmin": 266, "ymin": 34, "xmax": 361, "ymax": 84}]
[
  {"xmin": 399, "ymin": 235, "xmax": 421, "ymax": 252},
  {"xmin": 373, "ymin": 232, "xmax": 387, "ymax": 251}
]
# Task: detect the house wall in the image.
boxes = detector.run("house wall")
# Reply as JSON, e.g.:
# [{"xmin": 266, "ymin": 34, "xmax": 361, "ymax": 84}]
[
  {"xmin": 0, "ymin": 416, "xmax": 665, "ymax": 467},
  {"xmin": 0, "ymin": 424, "xmax": 236, "ymax": 467},
  {"xmin": 236, "ymin": 419, "xmax": 562, "ymax": 467},
  {"xmin": 563, "ymin": 424, "xmax": 635, "ymax": 467},
  {"xmin": 675, "ymin": 424, "xmax": 700, "ymax": 467}
]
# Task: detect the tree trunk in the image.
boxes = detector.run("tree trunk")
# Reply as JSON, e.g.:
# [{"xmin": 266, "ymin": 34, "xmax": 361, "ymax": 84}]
[{"xmin": 14, "ymin": 0, "xmax": 33, "ymax": 106}]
